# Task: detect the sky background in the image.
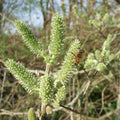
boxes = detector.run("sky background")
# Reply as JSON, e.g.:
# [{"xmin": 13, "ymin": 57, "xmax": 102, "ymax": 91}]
[
  {"xmin": 3, "ymin": 0, "xmax": 117, "ymax": 34},
  {"xmin": 3, "ymin": 0, "xmax": 64, "ymax": 33}
]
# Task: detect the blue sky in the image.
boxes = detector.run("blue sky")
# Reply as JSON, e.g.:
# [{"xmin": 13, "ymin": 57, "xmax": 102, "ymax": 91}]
[{"xmin": 4, "ymin": 0, "xmax": 63, "ymax": 33}]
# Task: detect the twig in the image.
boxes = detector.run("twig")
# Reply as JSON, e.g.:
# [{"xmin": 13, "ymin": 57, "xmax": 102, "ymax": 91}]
[
  {"xmin": 60, "ymin": 104, "xmax": 85, "ymax": 115},
  {"xmin": 117, "ymin": 75, "xmax": 120, "ymax": 120},
  {"xmin": 0, "ymin": 108, "xmax": 117, "ymax": 120},
  {"xmin": 0, "ymin": 13, "xmax": 14, "ymax": 24},
  {"xmin": 98, "ymin": 27, "xmax": 106, "ymax": 39},
  {"xmin": 81, "ymin": 30, "xmax": 98, "ymax": 49},
  {"xmin": 0, "ymin": 109, "xmax": 28, "ymax": 116},
  {"xmin": 98, "ymin": 85, "xmax": 106, "ymax": 116},
  {"xmin": 115, "ymin": 50, "xmax": 120, "ymax": 57},
  {"xmin": 29, "ymin": 69, "xmax": 45, "ymax": 75},
  {"xmin": 98, "ymin": 109, "xmax": 118, "ymax": 120},
  {"xmin": 0, "ymin": 69, "xmax": 6, "ymax": 104},
  {"xmin": 85, "ymin": 89, "xmax": 89, "ymax": 120},
  {"xmin": 54, "ymin": 104, "xmax": 97, "ymax": 120}
]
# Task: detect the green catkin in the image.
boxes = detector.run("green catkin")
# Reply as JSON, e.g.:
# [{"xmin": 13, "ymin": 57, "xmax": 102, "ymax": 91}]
[
  {"xmin": 84, "ymin": 34, "xmax": 115, "ymax": 73},
  {"xmin": 54, "ymin": 40, "xmax": 80, "ymax": 86},
  {"xmin": 96, "ymin": 63, "xmax": 107, "ymax": 72},
  {"xmin": 73, "ymin": 5, "xmax": 80, "ymax": 17},
  {"xmin": 5, "ymin": 59, "xmax": 39, "ymax": 94},
  {"xmin": 49, "ymin": 14, "xmax": 65, "ymax": 63},
  {"xmin": 28, "ymin": 108, "xmax": 37, "ymax": 120},
  {"xmin": 40, "ymin": 75, "xmax": 54, "ymax": 104},
  {"xmin": 55, "ymin": 86, "xmax": 66, "ymax": 103},
  {"xmin": 102, "ymin": 34, "xmax": 112, "ymax": 51},
  {"xmin": 15, "ymin": 20, "xmax": 46, "ymax": 57}
]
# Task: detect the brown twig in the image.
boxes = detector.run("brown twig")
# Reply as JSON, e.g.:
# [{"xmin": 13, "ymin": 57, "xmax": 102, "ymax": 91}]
[
  {"xmin": 0, "ymin": 12, "xmax": 14, "ymax": 24},
  {"xmin": 60, "ymin": 104, "xmax": 84, "ymax": 115},
  {"xmin": 98, "ymin": 109, "xmax": 118, "ymax": 120},
  {"xmin": 98, "ymin": 85, "xmax": 106, "ymax": 116},
  {"xmin": 0, "ymin": 109, "xmax": 28, "ymax": 116},
  {"xmin": 98, "ymin": 27, "xmax": 106, "ymax": 39},
  {"xmin": 0, "ymin": 69, "xmax": 6, "ymax": 104}
]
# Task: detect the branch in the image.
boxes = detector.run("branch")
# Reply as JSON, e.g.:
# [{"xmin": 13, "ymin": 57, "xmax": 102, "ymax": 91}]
[
  {"xmin": 59, "ymin": 104, "xmax": 84, "ymax": 115},
  {"xmin": 98, "ymin": 109, "xmax": 118, "ymax": 120},
  {"xmin": 0, "ymin": 109, "xmax": 28, "ymax": 116},
  {"xmin": 0, "ymin": 69, "xmax": 6, "ymax": 104},
  {"xmin": 0, "ymin": 12, "xmax": 14, "ymax": 24},
  {"xmin": 53, "ymin": 105, "xmax": 98, "ymax": 120}
]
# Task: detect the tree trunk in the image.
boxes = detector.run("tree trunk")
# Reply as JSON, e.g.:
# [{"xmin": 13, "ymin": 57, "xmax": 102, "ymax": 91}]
[
  {"xmin": 0, "ymin": 0, "xmax": 4, "ymax": 33},
  {"xmin": 40, "ymin": 0, "xmax": 54, "ymax": 35},
  {"xmin": 61, "ymin": 0, "xmax": 66, "ymax": 18}
]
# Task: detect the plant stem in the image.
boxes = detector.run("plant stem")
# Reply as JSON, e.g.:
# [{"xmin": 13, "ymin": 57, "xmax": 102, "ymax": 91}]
[{"xmin": 45, "ymin": 63, "xmax": 51, "ymax": 75}]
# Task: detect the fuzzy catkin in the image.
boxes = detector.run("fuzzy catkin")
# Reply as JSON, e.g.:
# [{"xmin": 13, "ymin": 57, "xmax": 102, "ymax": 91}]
[
  {"xmin": 5, "ymin": 59, "xmax": 39, "ymax": 94},
  {"xmin": 28, "ymin": 108, "xmax": 37, "ymax": 120},
  {"xmin": 54, "ymin": 40, "xmax": 80, "ymax": 86},
  {"xmin": 55, "ymin": 86, "xmax": 66, "ymax": 103},
  {"xmin": 40, "ymin": 75, "xmax": 54, "ymax": 104},
  {"xmin": 15, "ymin": 20, "xmax": 44, "ymax": 56},
  {"xmin": 49, "ymin": 14, "xmax": 65, "ymax": 62}
]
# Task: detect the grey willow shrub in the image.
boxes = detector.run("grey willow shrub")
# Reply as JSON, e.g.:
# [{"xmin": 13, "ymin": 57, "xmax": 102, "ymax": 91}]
[
  {"xmin": 5, "ymin": 14, "xmax": 81, "ymax": 118},
  {"xmin": 84, "ymin": 34, "xmax": 115, "ymax": 75},
  {"xmin": 4, "ymin": 6, "xmax": 120, "ymax": 119},
  {"xmin": 88, "ymin": 12, "xmax": 120, "ymax": 28}
]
